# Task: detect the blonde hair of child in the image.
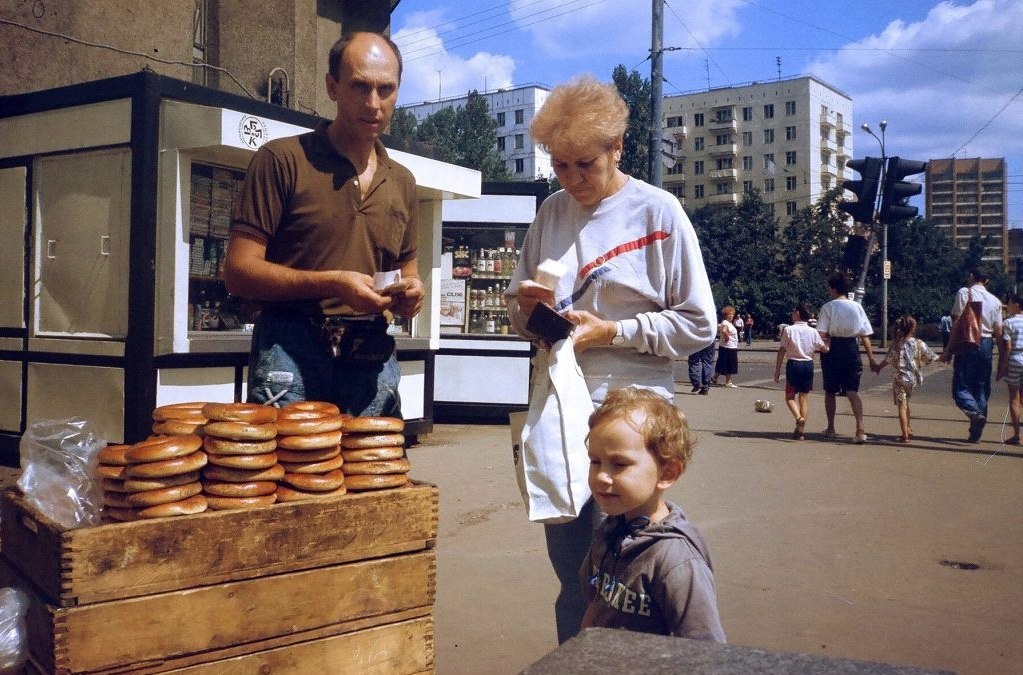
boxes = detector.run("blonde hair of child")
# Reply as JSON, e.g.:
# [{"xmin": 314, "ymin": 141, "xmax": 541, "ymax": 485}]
[{"xmin": 587, "ymin": 387, "xmax": 693, "ymax": 471}]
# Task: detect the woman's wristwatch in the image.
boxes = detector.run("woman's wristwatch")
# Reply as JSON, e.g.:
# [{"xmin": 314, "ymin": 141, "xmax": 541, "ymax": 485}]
[{"xmin": 611, "ymin": 320, "xmax": 625, "ymax": 346}]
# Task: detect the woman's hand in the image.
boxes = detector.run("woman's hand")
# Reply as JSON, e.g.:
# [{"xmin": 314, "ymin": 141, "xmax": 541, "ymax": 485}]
[
  {"xmin": 515, "ymin": 280, "xmax": 556, "ymax": 317},
  {"xmin": 562, "ymin": 310, "xmax": 615, "ymax": 353}
]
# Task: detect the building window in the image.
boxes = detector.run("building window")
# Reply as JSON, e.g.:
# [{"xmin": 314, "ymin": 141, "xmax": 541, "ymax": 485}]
[
  {"xmin": 693, "ymin": 160, "xmax": 704, "ymax": 175},
  {"xmin": 515, "ymin": 109, "xmax": 524, "ymax": 125},
  {"xmin": 694, "ymin": 137, "xmax": 705, "ymax": 151},
  {"xmin": 192, "ymin": 0, "xmax": 208, "ymax": 86},
  {"xmin": 763, "ymin": 129, "xmax": 775, "ymax": 144},
  {"xmin": 716, "ymin": 133, "xmax": 731, "ymax": 146},
  {"xmin": 716, "ymin": 182, "xmax": 731, "ymax": 195},
  {"xmin": 742, "ymin": 155, "xmax": 753, "ymax": 171},
  {"xmin": 742, "ymin": 106, "xmax": 753, "ymax": 121},
  {"xmin": 786, "ymin": 200, "xmax": 798, "ymax": 215},
  {"xmin": 764, "ymin": 153, "xmax": 775, "ymax": 172},
  {"xmin": 496, "ymin": 112, "xmax": 506, "ymax": 127},
  {"xmin": 764, "ymin": 178, "xmax": 775, "ymax": 193},
  {"xmin": 694, "ymin": 184, "xmax": 704, "ymax": 198},
  {"xmin": 785, "ymin": 100, "xmax": 796, "ymax": 116},
  {"xmin": 514, "ymin": 158, "xmax": 524, "ymax": 174},
  {"xmin": 667, "ymin": 115, "xmax": 683, "ymax": 127},
  {"xmin": 514, "ymin": 134, "xmax": 524, "ymax": 150},
  {"xmin": 785, "ymin": 150, "xmax": 797, "ymax": 165},
  {"xmin": 785, "ymin": 125, "xmax": 797, "ymax": 141},
  {"xmin": 742, "ymin": 131, "xmax": 753, "ymax": 146},
  {"xmin": 763, "ymin": 104, "xmax": 774, "ymax": 119},
  {"xmin": 716, "ymin": 157, "xmax": 733, "ymax": 170},
  {"xmin": 694, "ymin": 113, "xmax": 705, "ymax": 127},
  {"xmin": 743, "ymin": 180, "xmax": 754, "ymax": 194},
  {"xmin": 786, "ymin": 175, "xmax": 797, "ymax": 190}
]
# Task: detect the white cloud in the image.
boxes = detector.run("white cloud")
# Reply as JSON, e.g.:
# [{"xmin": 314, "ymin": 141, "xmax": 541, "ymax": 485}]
[
  {"xmin": 808, "ymin": 0, "xmax": 1023, "ymax": 166},
  {"xmin": 393, "ymin": 11, "xmax": 516, "ymax": 106}
]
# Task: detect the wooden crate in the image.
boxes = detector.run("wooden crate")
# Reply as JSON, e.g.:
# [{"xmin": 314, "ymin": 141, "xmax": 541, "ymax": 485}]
[
  {"xmin": 1, "ymin": 482, "xmax": 438, "ymax": 606},
  {"xmin": 0, "ymin": 482, "xmax": 439, "ymax": 674}
]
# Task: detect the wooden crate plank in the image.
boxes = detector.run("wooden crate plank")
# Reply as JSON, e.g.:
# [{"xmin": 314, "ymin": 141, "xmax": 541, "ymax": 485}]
[
  {"xmin": 57, "ymin": 551, "xmax": 435, "ymax": 673},
  {"xmin": 1, "ymin": 482, "xmax": 438, "ymax": 606},
  {"xmin": 159, "ymin": 616, "xmax": 434, "ymax": 675}
]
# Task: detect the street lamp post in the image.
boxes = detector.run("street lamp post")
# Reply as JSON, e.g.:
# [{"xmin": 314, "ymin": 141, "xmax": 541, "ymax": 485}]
[{"xmin": 862, "ymin": 120, "xmax": 888, "ymax": 348}]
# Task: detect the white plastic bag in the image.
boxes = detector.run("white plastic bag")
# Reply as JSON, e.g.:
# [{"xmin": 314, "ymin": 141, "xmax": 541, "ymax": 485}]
[
  {"xmin": 0, "ymin": 587, "xmax": 29, "ymax": 671},
  {"xmin": 511, "ymin": 337, "xmax": 594, "ymax": 524}
]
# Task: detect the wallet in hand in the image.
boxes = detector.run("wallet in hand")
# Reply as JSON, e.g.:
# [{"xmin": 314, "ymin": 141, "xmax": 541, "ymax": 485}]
[{"xmin": 526, "ymin": 303, "xmax": 574, "ymax": 343}]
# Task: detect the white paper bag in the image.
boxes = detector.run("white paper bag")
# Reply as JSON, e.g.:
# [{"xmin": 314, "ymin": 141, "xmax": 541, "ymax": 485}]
[{"xmin": 511, "ymin": 337, "xmax": 594, "ymax": 524}]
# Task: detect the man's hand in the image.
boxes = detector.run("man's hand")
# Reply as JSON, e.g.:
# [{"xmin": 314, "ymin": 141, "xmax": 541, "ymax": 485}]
[
  {"xmin": 334, "ymin": 271, "xmax": 395, "ymax": 314},
  {"xmin": 389, "ymin": 276, "xmax": 425, "ymax": 318}
]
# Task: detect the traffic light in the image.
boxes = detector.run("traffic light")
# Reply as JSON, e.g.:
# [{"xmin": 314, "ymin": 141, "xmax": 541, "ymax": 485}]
[
  {"xmin": 879, "ymin": 156, "xmax": 927, "ymax": 224},
  {"xmin": 838, "ymin": 156, "xmax": 883, "ymax": 223}
]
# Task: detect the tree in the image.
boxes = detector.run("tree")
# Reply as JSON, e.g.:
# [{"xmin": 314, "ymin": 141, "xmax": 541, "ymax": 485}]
[
  {"xmin": 611, "ymin": 65, "xmax": 651, "ymax": 183},
  {"xmin": 386, "ymin": 107, "xmax": 418, "ymax": 150},
  {"xmin": 457, "ymin": 91, "xmax": 509, "ymax": 181},
  {"xmin": 414, "ymin": 106, "xmax": 460, "ymax": 165}
]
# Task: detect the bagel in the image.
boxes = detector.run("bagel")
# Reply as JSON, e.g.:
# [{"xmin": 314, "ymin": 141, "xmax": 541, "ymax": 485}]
[
  {"xmin": 285, "ymin": 401, "xmax": 342, "ymax": 415},
  {"xmin": 276, "ymin": 411, "xmax": 345, "ymax": 436},
  {"xmin": 344, "ymin": 473, "xmax": 409, "ymax": 491},
  {"xmin": 276, "ymin": 446, "xmax": 340, "ymax": 463},
  {"xmin": 126, "ymin": 482, "xmax": 203, "ymax": 508},
  {"xmin": 202, "ymin": 463, "xmax": 285, "ymax": 483},
  {"xmin": 122, "ymin": 471, "xmax": 202, "ymax": 492},
  {"xmin": 339, "ymin": 432, "xmax": 405, "ymax": 449},
  {"xmin": 275, "ymin": 484, "xmax": 348, "ymax": 502},
  {"xmin": 205, "ymin": 451, "xmax": 278, "ymax": 470},
  {"xmin": 152, "ymin": 402, "xmax": 207, "ymax": 422},
  {"xmin": 102, "ymin": 491, "xmax": 133, "ymax": 509},
  {"xmin": 202, "ymin": 436, "xmax": 277, "ymax": 456},
  {"xmin": 101, "ymin": 477, "xmax": 129, "ymax": 493},
  {"xmin": 202, "ymin": 402, "xmax": 278, "ymax": 424},
  {"xmin": 202, "ymin": 480, "xmax": 277, "ymax": 498},
  {"xmin": 104, "ymin": 507, "xmax": 138, "ymax": 522},
  {"xmin": 97, "ymin": 463, "xmax": 128, "ymax": 479},
  {"xmin": 205, "ymin": 494, "xmax": 277, "ymax": 511},
  {"xmin": 340, "ymin": 445, "xmax": 404, "ymax": 462},
  {"xmin": 136, "ymin": 494, "xmax": 208, "ymax": 518},
  {"xmin": 126, "ymin": 435, "xmax": 203, "ymax": 463},
  {"xmin": 275, "ymin": 430, "xmax": 341, "ymax": 450},
  {"xmin": 341, "ymin": 416, "xmax": 404, "ymax": 434},
  {"xmin": 152, "ymin": 419, "xmax": 206, "ymax": 436},
  {"xmin": 279, "ymin": 455, "xmax": 344, "ymax": 475},
  {"xmin": 281, "ymin": 469, "xmax": 345, "ymax": 492},
  {"xmin": 341, "ymin": 458, "xmax": 410, "ymax": 475},
  {"xmin": 204, "ymin": 421, "xmax": 277, "ymax": 441},
  {"xmin": 124, "ymin": 450, "xmax": 208, "ymax": 478},
  {"xmin": 97, "ymin": 444, "xmax": 131, "ymax": 465}
]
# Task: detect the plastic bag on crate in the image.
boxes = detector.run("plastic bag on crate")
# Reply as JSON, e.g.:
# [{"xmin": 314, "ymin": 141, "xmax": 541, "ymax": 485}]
[
  {"xmin": 0, "ymin": 587, "xmax": 29, "ymax": 672},
  {"xmin": 17, "ymin": 417, "xmax": 106, "ymax": 529}
]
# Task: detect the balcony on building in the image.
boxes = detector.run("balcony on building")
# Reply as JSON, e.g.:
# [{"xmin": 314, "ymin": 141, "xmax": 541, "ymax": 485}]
[
  {"xmin": 708, "ymin": 168, "xmax": 738, "ymax": 181},
  {"xmin": 708, "ymin": 143, "xmax": 738, "ymax": 157},
  {"xmin": 706, "ymin": 193, "xmax": 739, "ymax": 206},
  {"xmin": 709, "ymin": 118, "xmax": 737, "ymax": 132}
]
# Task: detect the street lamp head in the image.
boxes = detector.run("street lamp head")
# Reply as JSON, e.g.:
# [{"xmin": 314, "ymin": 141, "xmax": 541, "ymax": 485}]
[
  {"xmin": 861, "ymin": 122, "xmax": 871, "ymax": 133},
  {"xmin": 879, "ymin": 120, "xmax": 888, "ymax": 132}
]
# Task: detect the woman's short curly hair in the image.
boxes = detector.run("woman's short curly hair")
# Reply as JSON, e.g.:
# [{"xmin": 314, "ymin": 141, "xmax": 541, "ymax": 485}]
[{"xmin": 530, "ymin": 74, "xmax": 629, "ymax": 153}]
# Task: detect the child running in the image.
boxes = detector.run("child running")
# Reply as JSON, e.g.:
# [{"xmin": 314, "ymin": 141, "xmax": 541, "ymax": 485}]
[
  {"xmin": 774, "ymin": 303, "xmax": 827, "ymax": 440},
  {"xmin": 873, "ymin": 314, "xmax": 937, "ymax": 442},
  {"xmin": 580, "ymin": 387, "xmax": 725, "ymax": 641},
  {"xmin": 996, "ymin": 293, "xmax": 1023, "ymax": 444}
]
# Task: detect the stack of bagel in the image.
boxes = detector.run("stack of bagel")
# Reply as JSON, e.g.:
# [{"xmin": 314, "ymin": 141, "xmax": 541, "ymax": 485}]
[
  {"xmin": 340, "ymin": 416, "xmax": 410, "ymax": 491},
  {"xmin": 151, "ymin": 402, "xmax": 208, "ymax": 437},
  {"xmin": 275, "ymin": 402, "xmax": 348, "ymax": 502},
  {"xmin": 200, "ymin": 403, "xmax": 280, "ymax": 510},
  {"xmin": 101, "ymin": 435, "xmax": 209, "ymax": 521}
]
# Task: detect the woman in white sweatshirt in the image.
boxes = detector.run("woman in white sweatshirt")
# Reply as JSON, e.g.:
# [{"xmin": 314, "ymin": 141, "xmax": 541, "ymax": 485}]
[{"xmin": 504, "ymin": 74, "xmax": 716, "ymax": 644}]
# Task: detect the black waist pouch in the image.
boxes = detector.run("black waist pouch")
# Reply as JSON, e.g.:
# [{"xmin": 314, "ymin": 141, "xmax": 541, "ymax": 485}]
[{"xmin": 315, "ymin": 315, "xmax": 395, "ymax": 365}]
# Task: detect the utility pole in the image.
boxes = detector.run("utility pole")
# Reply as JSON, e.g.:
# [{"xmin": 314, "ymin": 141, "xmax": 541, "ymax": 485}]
[{"xmin": 648, "ymin": 0, "xmax": 664, "ymax": 187}]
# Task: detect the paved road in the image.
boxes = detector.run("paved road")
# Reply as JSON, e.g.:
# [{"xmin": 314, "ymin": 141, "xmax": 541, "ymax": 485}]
[{"xmin": 410, "ymin": 342, "xmax": 1023, "ymax": 675}]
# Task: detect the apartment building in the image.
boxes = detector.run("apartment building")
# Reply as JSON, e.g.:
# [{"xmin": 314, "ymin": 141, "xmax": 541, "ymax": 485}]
[
  {"xmin": 926, "ymin": 157, "xmax": 1008, "ymax": 269},
  {"xmin": 400, "ymin": 84, "xmax": 552, "ymax": 180},
  {"xmin": 662, "ymin": 76, "xmax": 853, "ymax": 218}
]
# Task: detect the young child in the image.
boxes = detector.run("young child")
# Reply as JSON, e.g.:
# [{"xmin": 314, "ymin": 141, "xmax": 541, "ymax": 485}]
[
  {"xmin": 873, "ymin": 314, "xmax": 937, "ymax": 442},
  {"xmin": 996, "ymin": 294, "xmax": 1023, "ymax": 444},
  {"xmin": 774, "ymin": 303, "xmax": 827, "ymax": 440},
  {"xmin": 580, "ymin": 387, "xmax": 726, "ymax": 641}
]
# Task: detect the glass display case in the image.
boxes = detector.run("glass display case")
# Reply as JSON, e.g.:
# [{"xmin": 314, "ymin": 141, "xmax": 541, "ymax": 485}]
[{"xmin": 444, "ymin": 225, "xmax": 524, "ymax": 336}]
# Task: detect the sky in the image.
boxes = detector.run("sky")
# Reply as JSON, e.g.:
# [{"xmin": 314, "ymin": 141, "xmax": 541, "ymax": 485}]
[{"xmin": 390, "ymin": 0, "xmax": 1023, "ymax": 226}]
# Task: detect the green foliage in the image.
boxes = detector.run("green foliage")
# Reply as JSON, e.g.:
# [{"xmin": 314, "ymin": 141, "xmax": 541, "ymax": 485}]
[
  {"xmin": 612, "ymin": 65, "xmax": 651, "ymax": 183},
  {"xmin": 394, "ymin": 92, "xmax": 510, "ymax": 180},
  {"xmin": 386, "ymin": 107, "xmax": 418, "ymax": 149}
]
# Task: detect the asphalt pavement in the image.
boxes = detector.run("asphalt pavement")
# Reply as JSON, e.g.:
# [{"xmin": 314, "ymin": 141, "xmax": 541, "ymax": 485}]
[{"xmin": 409, "ymin": 340, "xmax": 1023, "ymax": 675}]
